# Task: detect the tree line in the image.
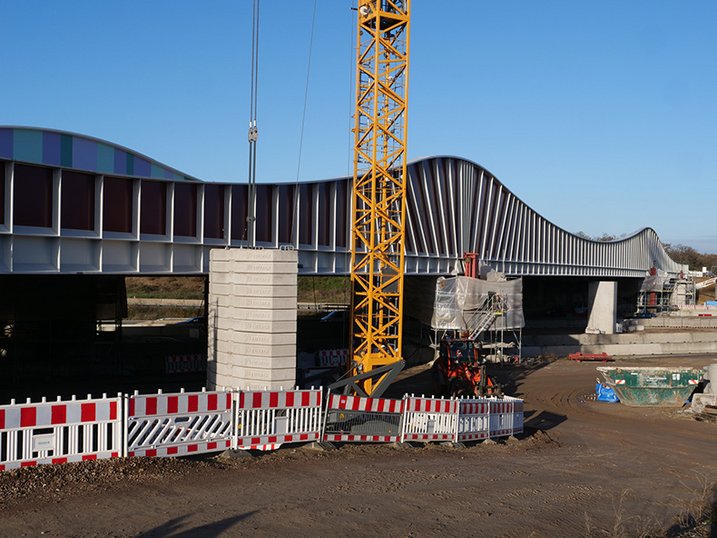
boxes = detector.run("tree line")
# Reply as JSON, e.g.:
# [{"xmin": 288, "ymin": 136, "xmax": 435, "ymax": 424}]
[{"xmin": 575, "ymin": 232, "xmax": 716, "ymax": 271}]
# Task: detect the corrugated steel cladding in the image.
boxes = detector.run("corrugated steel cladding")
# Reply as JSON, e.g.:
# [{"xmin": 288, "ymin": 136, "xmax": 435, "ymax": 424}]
[{"xmin": 0, "ymin": 127, "xmax": 681, "ymax": 276}]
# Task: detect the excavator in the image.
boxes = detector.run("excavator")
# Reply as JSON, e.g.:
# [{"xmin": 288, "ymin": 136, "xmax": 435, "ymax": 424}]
[{"xmin": 432, "ymin": 337, "xmax": 502, "ymax": 398}]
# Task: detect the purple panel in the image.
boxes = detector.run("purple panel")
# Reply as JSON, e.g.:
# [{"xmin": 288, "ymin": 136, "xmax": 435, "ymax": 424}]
[
  {"xmin": 113, "ymin": 149, "xmax": 127, "ymax": 175},
  {"xmin": 140, "ymin": 181, "xmax": 166, "ymax": 235},
  {"xmin": 0, "ymin": 128, "xmax": 12, "ymax": 159},
  {"xmin": 204, "ymin": 184, "xmax": 224, "ymax": 239},
  {"xmin": 173, "ymin": 183, "xmax": 197, "ymax": 237},
  {"xmin": 72, "ymin": 137, "xmax": 97, "ymax": 171},
  {"xmin": 61, "ymin": 171, "xmax": 95, "ymax": 230},
  {"xmin": 14, "ymin": 164, "xmax": 53, "ymax": 227},
  {"xmin": 42, "ymin": 132, "xmax": 61, "ymax": 166},
  {"xmin": 103, "ymin": 177, "xmax": 133, "ymax": 233},
  {"xmin": 134, "ymin": 157, "xmax": 150, "ymax": 178}
]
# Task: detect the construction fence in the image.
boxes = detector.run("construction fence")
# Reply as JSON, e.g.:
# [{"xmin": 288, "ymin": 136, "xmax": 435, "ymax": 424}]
[{"xmin": 0, "ymin": 388, "xmax": 523, "ymax": 472}]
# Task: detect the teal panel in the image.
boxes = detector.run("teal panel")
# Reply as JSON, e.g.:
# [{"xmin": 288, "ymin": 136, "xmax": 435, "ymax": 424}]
[
  {"xmin": 150, "ymin": 163, "xmax": 164, "ymax": 178},
  {"xmin": 13, "ymin": 129, "xmax": 43, "ymax": 164},
  {"xmin": 97, "ymin": 144, "xmax": 114, "ymax": 173},
  {"xmin": 60, "ymin": 135, "xmax": 73, "ymax": 167}
]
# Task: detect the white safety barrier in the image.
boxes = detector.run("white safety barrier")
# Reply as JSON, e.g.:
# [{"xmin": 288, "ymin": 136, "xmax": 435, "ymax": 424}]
[
  {"xmin": 400, "ymin": 396, "xmax": 459, "ymax": 443},
  {"xmin": 504, "ymin": 396, "xmax": 524, "ymax": 434},
  {"xmin": 0, "ymin": 387, "xmax": 525, "ymax": 472},
  {"xmin": 457, "ymin": 399, "xmax": 491, "ymax": 442},
  {"xmin": 234, "ymin": 388, "xmax": 323, "ymax": 450},
  {"xmin": 0, "ymin": 394, "xmax": 122, "ymax": 471},
  {"xmin": 126, "ymin": 389, "xmax": 233, "ymax": 458},
  {"xmin": 487, "ymin": 397, "xmax": 514, "ymax": 438},
  {"xmin": 323, "ymin": 394, "xmax": 404, "ymax": 443}
]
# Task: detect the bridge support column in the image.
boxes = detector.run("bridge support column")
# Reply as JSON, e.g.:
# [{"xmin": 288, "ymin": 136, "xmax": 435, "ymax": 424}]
[
  {"xmin": 586, "ymin": 281, "xmax": 617, "ymax": 334},
  {"xmin": 207, "ymin": 248, "xmax": 297, "ymax": 390}
]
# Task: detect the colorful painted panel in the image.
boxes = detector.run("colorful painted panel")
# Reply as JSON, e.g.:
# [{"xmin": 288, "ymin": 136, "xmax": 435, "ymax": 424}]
[{"xmin": 0, "ymin": 127, "xmax": 192, "ymax": 182}]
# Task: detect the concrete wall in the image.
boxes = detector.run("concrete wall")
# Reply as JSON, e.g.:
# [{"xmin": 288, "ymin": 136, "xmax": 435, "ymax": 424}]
[
  {"xmin": 523, "ymin": 330, "xmax": 717, "ymax": 357},
  {"xmin": 207, "ymin": 248, "xmax": 298, "ymax": 390},
  {"xmin": 635, "ymin": 316, "xmax": 717, "ymax": 329}
]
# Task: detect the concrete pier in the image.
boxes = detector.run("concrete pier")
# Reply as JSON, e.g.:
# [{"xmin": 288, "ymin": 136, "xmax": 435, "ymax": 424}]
[
  {"xmin": 587, "ymin": 281, "xmax": 617, "ymax": 334},
  {"xmin": 207, "ymin": 248, "xmax": 298, "ymax": 390}
]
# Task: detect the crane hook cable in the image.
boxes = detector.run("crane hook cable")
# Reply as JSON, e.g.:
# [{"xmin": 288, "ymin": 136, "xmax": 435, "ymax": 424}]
[
  {"xmin": 291, "ymin": 0, "xmax": 319, "ymax": 247},
  {"xmin": 246, "ymin": 0, "xmax": 260, "ymax": 246}
]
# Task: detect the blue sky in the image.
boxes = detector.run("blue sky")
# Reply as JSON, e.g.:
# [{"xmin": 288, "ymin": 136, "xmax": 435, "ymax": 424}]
[{"xmin": 1, "ymin": 1, "xmax": 715, "ymax": 251}]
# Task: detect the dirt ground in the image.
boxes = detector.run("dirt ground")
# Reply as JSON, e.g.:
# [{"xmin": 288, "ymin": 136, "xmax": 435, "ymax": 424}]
[{"xmin": 1, "ymin": 355, "xmax": 716, "ymax": 537}]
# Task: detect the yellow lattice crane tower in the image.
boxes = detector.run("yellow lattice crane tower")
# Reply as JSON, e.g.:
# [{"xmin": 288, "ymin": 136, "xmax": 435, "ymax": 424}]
[{"xmin": 348, "ymin": 0, "xmax": 410, "ymax": 396}]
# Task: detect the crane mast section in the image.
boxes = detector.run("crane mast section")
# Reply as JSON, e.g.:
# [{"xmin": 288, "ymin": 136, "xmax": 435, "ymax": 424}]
[{"xmin": 351, "ymin": 0, "xmax": 410, "ymax": 395}]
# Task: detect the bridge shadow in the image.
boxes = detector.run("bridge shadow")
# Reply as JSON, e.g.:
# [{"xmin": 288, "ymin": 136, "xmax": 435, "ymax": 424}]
[
  {"xmin": 386, "ymin": 352, "xmax": 560, "ymax": 400},
  {"xmin": 137, "ymin": 511, "xmax": 258, "ymax": 537},
  {"xmin": 486, "ymin": 357, "xmax": 559, "ymax": 398}
]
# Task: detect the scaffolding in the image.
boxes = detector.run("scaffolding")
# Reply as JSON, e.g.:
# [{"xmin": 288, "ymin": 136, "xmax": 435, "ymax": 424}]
[
  {"xmin": 430, "ymin": 276, "xmax": 524, "ymax": 364},
  {"xmin": 637, "ymin": 270, "xmax": 695, "ymax": 313}
]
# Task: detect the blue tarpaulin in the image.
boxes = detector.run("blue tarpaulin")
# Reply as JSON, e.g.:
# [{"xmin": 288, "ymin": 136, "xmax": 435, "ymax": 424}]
[{"xmin": 596, "ymin": 382, "xmax": 620, "ymax": 403}]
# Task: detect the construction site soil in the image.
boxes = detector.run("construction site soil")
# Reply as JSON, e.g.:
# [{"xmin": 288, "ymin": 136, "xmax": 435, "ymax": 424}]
[{"xmin": 1, "ymin": 355, "xmax": 715, "ymax": 537}]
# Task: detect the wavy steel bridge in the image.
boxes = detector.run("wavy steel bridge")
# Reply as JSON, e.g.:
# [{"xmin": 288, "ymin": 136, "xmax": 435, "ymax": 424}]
[{"xmin": 0, "ymin": 127, "xmax": 681, "ymax": 277}]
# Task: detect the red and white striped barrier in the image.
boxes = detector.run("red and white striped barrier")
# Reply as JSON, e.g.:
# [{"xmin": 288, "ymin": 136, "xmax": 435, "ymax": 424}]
[
  {"xmin": 322, "ymin": 394, "xmax": 404, "ymax": 443},
  {"xmin": 0, "ymin": 394, "xmax": 122, "ymax": 471},
  {"xmin": 487, "ymin": 398, "xmax": 514, "ymax": 438},
  {"xmin": 0, "ymin": 386, "xmax": 525, "ymax": 472},
  {"xmin": 400, "ymin": 396, "xmax": 460, "ymax": 442},
  {"xmin": 126, "ymin": 389, "xmax": 233, "ymax": 458},
  {"xmin": 457, "ymin": 399, "xmax": 491, "ymax": 442},
  {"xmin": 504, "ymin": 396, "xmax": 523, "ymax": 434},
  {"xmin": 234, "ymin": 388, "xmax": 323, "ymax": 450}
]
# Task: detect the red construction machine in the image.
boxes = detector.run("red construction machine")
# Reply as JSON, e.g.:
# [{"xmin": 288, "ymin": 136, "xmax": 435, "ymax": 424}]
[{"xmin": 432, "ymin": 337, "xmax": 501, "ymax": 398}]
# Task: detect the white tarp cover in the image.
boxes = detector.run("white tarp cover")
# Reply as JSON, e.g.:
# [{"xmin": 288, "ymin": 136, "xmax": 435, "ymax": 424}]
[
  {"xmin": 640, "ymin": 270, "xmax": 670, "ymax": 292},
  {"xmin": 431, "ymin": 276, "xmax": 524, "ymax": 331}
]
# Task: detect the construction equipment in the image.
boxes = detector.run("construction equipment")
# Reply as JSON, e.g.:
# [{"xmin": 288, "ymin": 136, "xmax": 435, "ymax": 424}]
[
  {"xmin": 340, "ymin": 0, "xmax": 410, "ymax": 397},
  {"xmin": 432, "ymin": 337, "xmax": 501, "ymax": 397}
]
